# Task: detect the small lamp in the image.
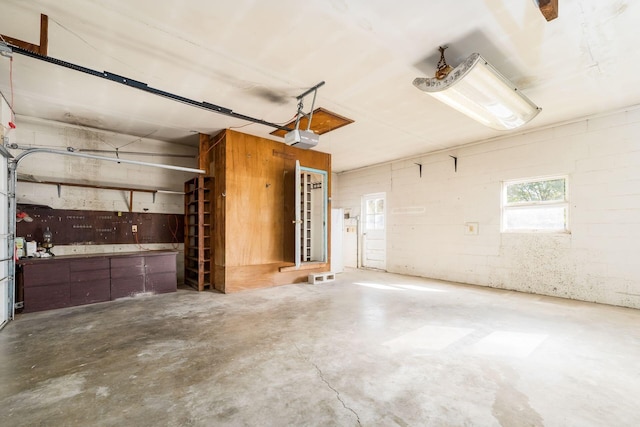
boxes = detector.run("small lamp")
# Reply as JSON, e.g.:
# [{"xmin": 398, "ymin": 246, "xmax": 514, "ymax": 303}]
[
  {"xmin": 42, "ymin": 226, "xmax": 55, "ymax": 256},
  {"xmin": 413, "ymin": 47, "xmax": 541, "ymax": 130}
]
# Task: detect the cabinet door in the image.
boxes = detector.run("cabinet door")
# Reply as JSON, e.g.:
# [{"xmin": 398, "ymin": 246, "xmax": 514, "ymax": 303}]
[
  {"xmin": 145, "ymin": 254, "xmax": 177, "ymax": 294},
  {"xmin": 24, "ymin": 283, "xmax": 70, "ymax": 312},
  {"xmin": 111, "ymin": 276, "xmax": 145, "ymax": 299},
  {"xmin": 69, "ymin": 259, "xmax": 110, "ymax": 305},
  {"xmin": 22, "ymin": 262, "xmax": 70, "ymax": 312},
  {"xmin": 110, "ymin": 256, "xmax": 145, "ymax": 299},
  {"xmin": 146, "ymin": 272, "xmax": 176, "ymax": 294},
  {"xmin": 110, "ymin": 257, "xmax": 145, "ymax": 277}
]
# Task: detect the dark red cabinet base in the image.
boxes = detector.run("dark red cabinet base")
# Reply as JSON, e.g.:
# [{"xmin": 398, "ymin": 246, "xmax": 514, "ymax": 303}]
[{"xmin": 18, "ymin": 251, "xmax": 177, "ymax": 313}]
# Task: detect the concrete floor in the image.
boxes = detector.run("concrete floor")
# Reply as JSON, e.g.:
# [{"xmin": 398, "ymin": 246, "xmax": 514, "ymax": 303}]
[{"xmin": 1, "ymin": 269, "xmax": 639, "ymax": 426}]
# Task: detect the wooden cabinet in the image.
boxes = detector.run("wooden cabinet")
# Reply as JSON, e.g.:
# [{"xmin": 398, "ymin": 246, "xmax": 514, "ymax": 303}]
[
  {"xmin": 69, "ymin": 258, "xmax": 111, "ymax": 306},
  {"xmin": 110, "ymin": 252, "xmax": 177, "ymax": 298},
  {"xmin": 145, "ymin": 254, "xmax": 177, "ymax": 294},
  {"xmin": 22, "ymin": 262, "xmax": 70, "ymax": 312},
  {"xmin": 18, "ymin": 251, "xmax": 177, "ymax": 313},
  {"xmin": 110, "ymin": 256, "xmax": 146, "ymax": 299}
]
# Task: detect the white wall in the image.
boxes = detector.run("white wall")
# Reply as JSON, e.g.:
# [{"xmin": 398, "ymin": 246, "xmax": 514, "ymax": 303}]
[
  {"xmin": 11, "ymin": 116, "xmax": 199, "ymax": 282},
  {"xmin": 335, "ymin": 107, "xmax": 640, "ymax": 309}
]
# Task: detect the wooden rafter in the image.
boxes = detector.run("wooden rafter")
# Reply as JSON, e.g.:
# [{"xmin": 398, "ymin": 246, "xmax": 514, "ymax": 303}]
[
  {"xmin": 39, "ymin": 13, "xmax": 48, "ymax": 55},
  {"xmin": 537, "ymin": 0, "xmax": 558, "ymax": 22},
  {"xmin": 0, "ymin": 14, "xmax": 49, "ymax": 55}
]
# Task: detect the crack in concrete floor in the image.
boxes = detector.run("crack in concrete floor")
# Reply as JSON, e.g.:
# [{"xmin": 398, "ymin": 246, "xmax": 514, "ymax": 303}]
[{"xmin": 295, "ymin": 344, "xmax": 362, "ymax": 426}]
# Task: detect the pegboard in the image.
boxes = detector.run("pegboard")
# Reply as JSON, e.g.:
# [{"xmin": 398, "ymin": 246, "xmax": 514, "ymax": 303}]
[{"xmin": 16, "ymin": 206, "xmax": 184, "ymax": 246}]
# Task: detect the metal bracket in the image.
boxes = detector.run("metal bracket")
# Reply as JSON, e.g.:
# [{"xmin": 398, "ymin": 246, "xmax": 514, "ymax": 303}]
[
  {"xmin": 450, "ymin": 155, "xmax": 458, "ymax": 173},
  {"xmin": 0, "ymin": 41, "xmax": 12, "ymax": 58},
  {"xmin": 293, "ymin": 81, "xmax": 326, "ymax": 132},
  {"xmin": 0, "ymin": 141, "xmax": 14, "ymax": 159},
  {"xmin": 415, "ymin": 163, "xmax": 423, "ymax": 177}
]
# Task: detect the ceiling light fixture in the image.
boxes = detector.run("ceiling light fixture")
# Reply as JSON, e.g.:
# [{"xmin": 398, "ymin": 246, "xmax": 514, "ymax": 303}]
[{"xmin": 413, "ymin": 47, "xmax": 541, "ymax": 131}]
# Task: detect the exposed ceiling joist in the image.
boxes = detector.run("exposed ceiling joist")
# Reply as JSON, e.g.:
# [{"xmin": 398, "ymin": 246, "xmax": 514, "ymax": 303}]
[{"xmin": 0, "ymin": 13, "xmax": 48, "ymax": 55}]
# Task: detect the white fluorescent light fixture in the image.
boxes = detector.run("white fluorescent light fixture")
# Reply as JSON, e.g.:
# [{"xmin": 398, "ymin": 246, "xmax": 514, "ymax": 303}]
[{"xmin": 413, "ymin": 50, "xmax": 541, "ymax": 130}]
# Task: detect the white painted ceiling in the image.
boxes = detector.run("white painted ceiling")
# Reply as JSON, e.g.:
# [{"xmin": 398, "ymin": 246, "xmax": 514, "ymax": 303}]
[{"xmin": 0, "ymin": 0, "xmax": 637, "ymax": 172}]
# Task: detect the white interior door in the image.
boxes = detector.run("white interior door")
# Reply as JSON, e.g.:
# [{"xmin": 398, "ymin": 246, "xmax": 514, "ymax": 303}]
[{"xmin": 362, "ymin": 192, "xmax": 386, "ymax": 270}]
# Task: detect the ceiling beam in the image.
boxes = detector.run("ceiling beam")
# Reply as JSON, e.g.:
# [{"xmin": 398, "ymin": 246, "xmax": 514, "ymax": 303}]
[
  {"xmin": 537, "ymin": 0, "xmax": 559, "ymax": 21},
  {"xmin": 39, "ymin": 13, "xmax": 48, "ymax": 56},
  {"xmin": 0, "ymin": 13, "xmax": 48, "ymax": 55}
]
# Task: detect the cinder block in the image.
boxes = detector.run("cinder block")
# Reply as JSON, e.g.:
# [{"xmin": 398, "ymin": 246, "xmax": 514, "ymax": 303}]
[
  {"xmin": 308, "ymin": 273, "xmax": 335, "ymax": 284},
  {"xmin": 308, "ymin": 273, "xmax": 324, "ymax": 284}
]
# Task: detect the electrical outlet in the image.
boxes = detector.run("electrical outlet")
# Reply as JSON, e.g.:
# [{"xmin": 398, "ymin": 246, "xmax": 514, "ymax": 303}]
[{"xmin": 132, "ymin": 225, "xmax": 138, "ymax": 233}]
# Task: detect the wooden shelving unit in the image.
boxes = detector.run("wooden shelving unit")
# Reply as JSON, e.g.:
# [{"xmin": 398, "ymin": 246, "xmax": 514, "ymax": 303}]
[
  {"xmin": 184, "ymin": 176, "xmax": 213, "ymax": 291},
  {"xmin": 301, "ymin": 172, "xmax": 312, "ymax": 262}
]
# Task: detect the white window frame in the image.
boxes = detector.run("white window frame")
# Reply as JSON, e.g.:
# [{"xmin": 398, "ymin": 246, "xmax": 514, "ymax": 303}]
[{"xmin": 501, "ymin": 175, "xmax": 570, "ymax": 233}]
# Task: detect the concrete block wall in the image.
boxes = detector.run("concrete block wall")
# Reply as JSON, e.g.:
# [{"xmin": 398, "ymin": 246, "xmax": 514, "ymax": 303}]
[
  {"xmin": 11, "ymin": 116, "xmax": 199, "ymax": 283},
  {"xmin": 335, "ymin": 107, "xmax": 640, "ymax": 309}
]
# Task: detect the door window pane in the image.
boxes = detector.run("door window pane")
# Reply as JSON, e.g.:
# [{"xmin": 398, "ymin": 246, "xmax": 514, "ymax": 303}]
[
  {"xmin": 374, "ymin": 214, "xmax": 384, "ymax": 230},
  {"xmin": 366, "ymin": 214, "xmax": 375, "ymax": 231},
  {"xmin": 375, "ymin": 198, "xmax": 384, "ymax": 213},
  {"xmin": 367, "ymin": 199, "xmax": 376, "ymax": 214}
]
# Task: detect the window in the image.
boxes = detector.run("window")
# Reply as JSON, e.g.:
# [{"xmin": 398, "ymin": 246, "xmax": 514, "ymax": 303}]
[
  {"xmin": 365, "ymin": 197, "xmax": 385, "ymax": 230},
  {"xmin": 502, "ymin": 176, "xmax": 568, "ymax": 232}
]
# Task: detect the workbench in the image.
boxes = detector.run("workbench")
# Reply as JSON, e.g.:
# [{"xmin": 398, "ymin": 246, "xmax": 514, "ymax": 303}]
[{"xmin": 17, "ymin": 251, "xmax": 177, "ymax": 313}]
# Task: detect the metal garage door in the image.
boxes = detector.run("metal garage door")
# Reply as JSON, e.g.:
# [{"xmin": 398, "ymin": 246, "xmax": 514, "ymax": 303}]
[
  {"xmin": 1, "ymin": 90, "xmax": 13, "ymax": 329},
  {"xmin": 0, "ymin": 145, "xmax": 10, "ymax": 328}
]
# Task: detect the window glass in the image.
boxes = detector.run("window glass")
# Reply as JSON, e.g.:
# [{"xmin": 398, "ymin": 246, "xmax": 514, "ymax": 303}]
[
  {"xmin": 365, "ymin": 198, "xmax": 385, "ymax": 230},
  {"xmin": 375, "ymin": 198, "xmax": 384, "ymax": 214},
  {"xmin": 374, "ymin": 214, "xmax": 384, "ymax": 230},
  {"xmin": 367, "ymin": 199, "xmax": 376, "ymax": 215},
  {"xmin": 506, "ymin": 178, "xmax": 566, "ymax": 204},
  {"xmin": 503, "ymin": 176, "xmax": 568, "ymax": 232},
  {"xmin": 366, "ymin": 214, "xmax": 375, "ymax": 230}
]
